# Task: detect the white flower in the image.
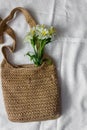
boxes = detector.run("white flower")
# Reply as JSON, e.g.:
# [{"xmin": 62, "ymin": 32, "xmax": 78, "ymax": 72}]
[
  {"xmin": 24, "ymin": 33, "xmax": 33, "ymax": 44},
  {"xmin": 49, "ymin": 26, "xmax": 56, "ymax": 35},
  {"xmin": 24, "ymin": 24, "xmax": 56, "ymax": 43},
  {"xmin": 29, "ymin": 27, "xmax": 36, "ymax": 36}
]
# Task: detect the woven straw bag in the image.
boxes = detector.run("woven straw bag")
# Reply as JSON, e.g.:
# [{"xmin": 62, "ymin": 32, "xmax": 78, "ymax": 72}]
[{"xmin": 0, "ymin": 7, "xmax": 61, "ymax": 122}]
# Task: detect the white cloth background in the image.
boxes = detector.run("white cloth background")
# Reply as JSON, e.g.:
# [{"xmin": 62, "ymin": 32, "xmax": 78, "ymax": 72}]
[{"xmin": 0, "ymin": 0, "xmax": 87, "ymax": 130}]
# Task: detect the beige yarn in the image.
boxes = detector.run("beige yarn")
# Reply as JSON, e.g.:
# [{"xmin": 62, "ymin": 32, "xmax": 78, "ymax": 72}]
[{"xmin": 0, "ymin": 7, "xmax": 61, "ymax": 122}]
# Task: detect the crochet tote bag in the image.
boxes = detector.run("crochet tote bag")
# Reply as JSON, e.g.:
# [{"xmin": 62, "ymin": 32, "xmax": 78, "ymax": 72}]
[{"xmin": 0, "ymin": 7, "xmax": 61, "ymax": 122}]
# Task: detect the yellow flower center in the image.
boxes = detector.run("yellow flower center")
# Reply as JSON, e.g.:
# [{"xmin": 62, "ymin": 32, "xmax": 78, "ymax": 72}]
[{"xmin": 42, "ymin": 30, "xmax": 47, "ymax": 36}]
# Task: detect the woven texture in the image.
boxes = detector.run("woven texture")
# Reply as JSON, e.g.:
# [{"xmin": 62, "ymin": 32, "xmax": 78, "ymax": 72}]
[
  {"xmin": 0, "ymin": 7, "xmax": 61, "ymax": 122},
  {"xmin": 1, "ymin": 59, "xmax": 61, "ymax": 122}
]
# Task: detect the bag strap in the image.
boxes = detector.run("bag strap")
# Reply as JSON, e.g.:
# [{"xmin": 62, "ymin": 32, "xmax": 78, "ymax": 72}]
[
  {"xmin": 0, "ymin": 7, "xmax": 37, "ymax": 67},
  {"xmin": 0, "ymin": 17, "xmax": 16, "ymax": 51}
]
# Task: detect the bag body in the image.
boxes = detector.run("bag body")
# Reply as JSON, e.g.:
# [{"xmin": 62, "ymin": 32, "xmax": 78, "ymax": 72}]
[
  {"xmin": 0, "ymin": 7, "xmax": 61, "ymax": 122},
  {"xmin": 1, "ymin": 59, "xmax": 61, "ymax": 122}
]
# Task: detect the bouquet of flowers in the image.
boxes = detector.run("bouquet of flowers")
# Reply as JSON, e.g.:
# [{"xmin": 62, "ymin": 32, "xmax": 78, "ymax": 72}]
[{"xmin": 24, "ymin": 25, "xmax": 56, "ymax": 66}]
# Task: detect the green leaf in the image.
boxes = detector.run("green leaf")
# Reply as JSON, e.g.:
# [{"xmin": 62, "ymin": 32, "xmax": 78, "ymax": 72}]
[
  {"xmin": 43, "ymin": 58, "xmax": 52, "ymax": 65},
  {"xmin": 46, "ymin": 38, "xmax": 51, "ymax": 44}
]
